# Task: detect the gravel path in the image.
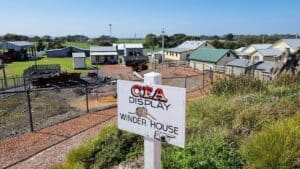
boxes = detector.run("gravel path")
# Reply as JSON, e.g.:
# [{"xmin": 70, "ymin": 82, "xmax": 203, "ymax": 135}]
[{"xmin": 0, "ymin": 108, "xmax": 116, "ymax": 169}]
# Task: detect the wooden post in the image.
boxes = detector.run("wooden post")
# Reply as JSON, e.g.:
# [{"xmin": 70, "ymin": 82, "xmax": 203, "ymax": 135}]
[{"xmin": 144, "ymin": 72, "xmax": 162, "ymax": 169}]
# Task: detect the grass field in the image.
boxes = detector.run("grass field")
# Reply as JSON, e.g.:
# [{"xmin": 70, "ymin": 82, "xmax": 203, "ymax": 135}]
[
  {"xmin": 63, "ymin": 42, "xmax": 91, "ymax": 49},
  {"xmin": 0, "ymin": 57, "xmax": 93, "ymax": 78}
]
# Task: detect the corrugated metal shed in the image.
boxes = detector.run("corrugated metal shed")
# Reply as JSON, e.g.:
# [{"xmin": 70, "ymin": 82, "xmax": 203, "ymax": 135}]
[
  {"xmin": 226, "ymin": 59, "xmax": 259, "ymax": 68},
  {"xmin": 255, "ymin": 61, "xmax": 276, "ymax": 73},
  {"xmin": 190, "ymin": 48, "xmax": 230, "ymax": 63},
  {"xmin": 72, "ymin": 52, "xmax": 86, "ymax": 69},
  {"xmin": 1, "ymin": 41, "xmax": 34, "ymax": 51}
]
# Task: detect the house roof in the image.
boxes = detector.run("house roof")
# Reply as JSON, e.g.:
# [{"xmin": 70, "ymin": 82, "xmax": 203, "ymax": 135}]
[
  {"xmin": 250, "ymin": 44, "xmax": 272, "ymax": 50},
  {"xmin": 125, "ymin": 43, "xmax": 143, "ymax": 48},
  {"xmin": 72, "ymin": 52, "xmax": 86, "ymax": 58},
  {"xmin": 1, "ymin": 41, "xmax": 34, "ymax": 51},
  {"xmin": 167, "ymin": 40, "xmax": 207, "ymax": 53},
  {"xmin": 256, "ymin": 48, "xmax": 282, "ymax": 57},
  {"xmin": 226, "ymin": 59, "xmax": 259, "ymax": 68},
  {"xmin": 190, "ymin": 48, "xmax": 231, "ymax": 63},
  {"xmin": 90, "ymin": 52, "xmax": 118, "ymax": 56},
  {"xmin": 113, "ymin": 43, "xmax": 143, "ymax": 50},
  {"xmin": 255, "ymin": 61, "xmax": 276, "ymax": 73},
  {"xmin": 281, "ymin": 39, "xmax": 300, "ymax": 49},
  {"xmin": 235, "ymin": 47, "xmax": 245, "ymax": 52},
  {"xmin": 90, "ymin": 46, "xmax": 117, "ymax": 52}
]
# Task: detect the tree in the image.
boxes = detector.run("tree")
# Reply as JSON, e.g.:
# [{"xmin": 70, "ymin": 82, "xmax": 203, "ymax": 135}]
[
  {"xmin": 36, "ymin": 40, "xmax": 46, "ymax": 51},
  {"xmin": 42, "ymin": 35, "xmax": 52, "ymax": 42},
  {"xmin": 47, "ymin": 39, "xmax": 64, "ymax": 49},
  {"xmin": 226, "ymin": 33, "xmax": 234, "ymax": 41},
  {"xmin": 144, "ymin": 34, "xmax": 158, "ymax": 50},
  {"xmin": 92, "ymin": 35, "xmax": 118, "ymax": 46}
]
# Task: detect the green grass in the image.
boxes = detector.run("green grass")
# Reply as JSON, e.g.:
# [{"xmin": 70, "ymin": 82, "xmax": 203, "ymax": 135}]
[
  {"xmin": 117, "ymin": 38, "xmax": 145, "ymax": 44},
  {"xmin": 0, "ymin": 57, "xmax": 94, "ymax": 78},
  {"xmin": 63, "ymin": 42, "xmax": 91, "ymax": 49},
  {"xmin": 241, "ymin": 114, "xmax": 300, "ymax": 169},
  {"xmin": 53, "ymin": 74, "xmax": 300, "ymax": 169}
]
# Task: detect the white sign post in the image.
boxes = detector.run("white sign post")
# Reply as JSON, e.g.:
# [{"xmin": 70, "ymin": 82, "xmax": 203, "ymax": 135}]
[{"xmin": 117, "ymin": 72, "xmax": 186, "ymax": 169}]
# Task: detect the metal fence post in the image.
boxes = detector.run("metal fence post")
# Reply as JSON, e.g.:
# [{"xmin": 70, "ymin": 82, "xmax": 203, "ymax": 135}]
[
  {"xmin": 26, "ymin": 89, "xmax": 34, "ymax": 132},
  {"xmin": 185, "ymin": 76, "xmax": 187, "ymax": 88},
  {"xmin": 1, "ymin": 79, "xmax": 3, "ymax": 91},
  {"xmin": 85, "ymin": 84, "xmax": 89, "ymax": 113},
  {"xmin": 13, "ymin": 76, "xmax": 16, "ymax": 88},
  {"xmin": 23, "ymin": 77, "xmax": 27, "ymax": 90}
]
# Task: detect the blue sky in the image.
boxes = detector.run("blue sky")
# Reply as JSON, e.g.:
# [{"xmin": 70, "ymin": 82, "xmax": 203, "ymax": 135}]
[{"xmin": 0, "ymin": 0, "xmax": 299, "ymax": 38}]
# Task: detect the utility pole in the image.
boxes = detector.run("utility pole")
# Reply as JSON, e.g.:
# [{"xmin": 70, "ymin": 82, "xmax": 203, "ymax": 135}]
[
  {"xmin": 109, "ymin": 24, "xmax": 112, "ymax": 37},
  {"xmin": 296, "ymin": 34, "xmax": 298, "ymax": 39},
  {"xmin": 262, "ymin": 35, "xmax": 265, "ymax": 44}
]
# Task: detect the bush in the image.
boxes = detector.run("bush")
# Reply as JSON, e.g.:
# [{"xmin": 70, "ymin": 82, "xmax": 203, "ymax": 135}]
[
  {"xmin": 212, "ymin": 76, "xmax": 267, "ymax": 96},
  {"xmin": 241, "ymin": 114, "xmax": 300, "ymax": 169},
  {"xmin": 162, "ymin": 129, "xmax": 243, "ymax": 169},
  {"xmin": 55, "ymin": 125, "xmax": 143, "ymax": 169},
  {"xmin": 271, "ymin": 73, "xmax": 300, "ymax": 88}
]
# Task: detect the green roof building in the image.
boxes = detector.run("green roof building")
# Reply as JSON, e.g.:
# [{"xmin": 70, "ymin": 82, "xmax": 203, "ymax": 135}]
[{"xmin": 189, "ymin": 48, "xmax": 238, "ymax": 72}]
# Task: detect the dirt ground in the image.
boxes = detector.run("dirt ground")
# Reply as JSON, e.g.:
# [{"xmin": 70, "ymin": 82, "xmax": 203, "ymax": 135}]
[{"xmin": 0, "ymin": 108, "xmax": 116, "ymax": 169}]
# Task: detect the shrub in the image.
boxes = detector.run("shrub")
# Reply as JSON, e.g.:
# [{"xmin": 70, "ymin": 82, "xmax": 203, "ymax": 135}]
[
  {"xmin": 56, "ymin": 125, "xmax": 143, "ymax": 169},
  {"xmin": 162, "ymin": 128, "xmax": 243, "ymax": 169},
  {"xmin": 271, "ymin": 73, "xmax": 300, "ymax": 88},
  {"xmin": 241, "ymin": 114, "xmax": 300, "ymax": 169},
  {"xmin": 212, "ymin": 76, "xmax": 267, "ymax": 96}
]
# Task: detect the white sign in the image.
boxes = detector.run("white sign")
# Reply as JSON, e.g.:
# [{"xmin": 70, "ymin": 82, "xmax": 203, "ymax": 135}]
[{"xmin": 117, "ymin": 80, "xmax": 186, "ymax": 148}]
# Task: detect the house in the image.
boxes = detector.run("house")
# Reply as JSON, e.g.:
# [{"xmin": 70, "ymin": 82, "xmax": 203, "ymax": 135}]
[
  {"xmin": 165, "ymin": 40, "xmax": 214, "ymax": 61},
  {"xmin": 47, "ymin": 46, "xmax": 89, "ymax": 57},
  {"xmin": 250, "ymin": 48, "xmax": 282, "ymax": 62},
  {"xmin": 226, "ymin": 59, "xmax": 259, "ymax": 76},
  {"xmin": 254, "ymin": 61, "xmax": 276, "ymax": 81},
  {"xmin": 271, "ymin": 39, "xmax": 300, "ymax": 53},
  {"xmin": 189, "ymin": 48, "xmax": 238, "ymax": 71},
  {"xmin": 234, "ymin": 47, "xmax": 248, "ymax": 58},
  {"xmin": 237, "ymin": 44, "xmax": 272, "ymax": 59},
  {"xmin": 113, "ymin": 43, "xmax": 125, "ymax": 56},
  {"xmin": 90, "ymin": 46, "xmax": 118, "ymax": 65},
  {"xmin": 113, "ymin": 43, "xmax": 148, "ymax": 66},
  {"xmin": 0, "ymin": 41, "xmax": 36, "ymax": 61},
  {"xmin": 72, "ymin": 52, "xmax": 86, "ymax": 69},
  {"xmin": 113, "ymin": 43, "xmax": 144, "ymax": 57}
]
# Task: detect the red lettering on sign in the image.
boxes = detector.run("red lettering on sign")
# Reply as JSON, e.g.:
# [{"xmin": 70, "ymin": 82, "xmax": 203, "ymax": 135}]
[{"xmin": 130, "ymin": 84, "xmax": 168, "ymax": 102}]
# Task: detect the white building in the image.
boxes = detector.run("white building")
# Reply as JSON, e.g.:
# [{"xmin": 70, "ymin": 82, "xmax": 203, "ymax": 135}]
[
  {"xmin": 237, "ymin": 44, "xmax": 272, "ymax": 59},
  {"xmin": 271, "ymin": 39, "xmax": 300, "ymax": 53},
  {"xmin": 165, "ymin": 40, "xmax": 214, "ymax": 61},
  {"xmin": 72, "ymin": 52, "xmax": 86, "ymax": 69},
  {"xmin": 90, "ymin": 46, "xmax": 118, "ymax": 65},
  {"xmin": 250, "ymin": 48, "xmax": 282, "ymax": 62}
]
